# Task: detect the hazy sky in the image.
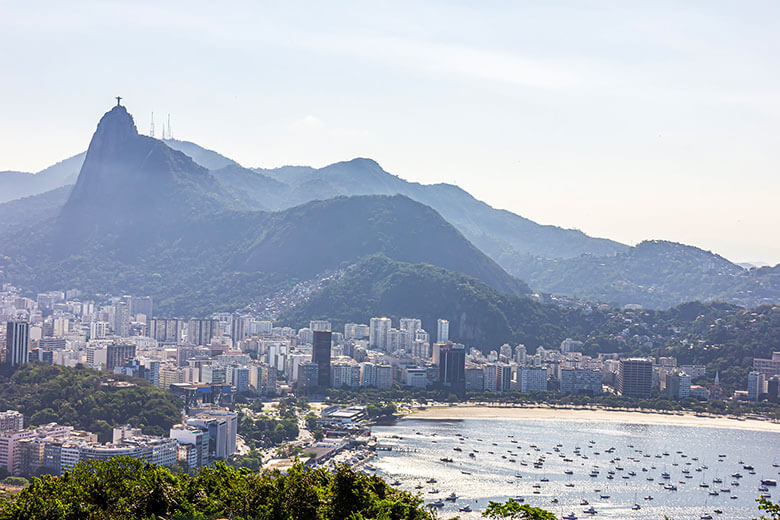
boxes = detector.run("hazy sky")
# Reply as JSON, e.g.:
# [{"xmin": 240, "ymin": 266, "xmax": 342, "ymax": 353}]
[{"xmin": 1, "ymin": 1, "xmax": 779, "ymax": 264}]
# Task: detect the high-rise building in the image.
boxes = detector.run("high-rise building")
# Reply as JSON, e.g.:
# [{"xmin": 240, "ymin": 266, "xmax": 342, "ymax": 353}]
[
  {"xmin": 520, "ymin": 366, "xmax": 547, "ymax": 393},
  {"xmin": 665, "ymin": 371, "xmax": 691, "ymax": 399},
  {"xmin": 344, "ymin": 323, "xmax": 369, "ymax": 340},
  {"xmin": 375, "ymin": 365, "xmax": 393, "ymax": 389},
  {"xmin": 439, "ymin": 343, "xmax": 465, "ymax": 388},
  {"xmin": 309, "ymin": 320, "xmax": 331, "ymax": 332},
  {"xmin": 5, "ymin": 321, "xmax": 29, "ymax": 368},
  {"xmin": 747, "ymin": 371, "xmax": 764, "ymax": 401},
  {"xmin": 360, "ymin": 362, "xmax": 377, "ymax": 387},
  {"xmin": 187, "ymin": 319, "xmax": 218, "ymax": 346},
  {"xmin": 0, "ymin": 411, "xmax": 23, "ymax": 432},
  {"xmin": 231, "ymin": 315, "xmax": 250, "ymax": 342},
  {"xmin": 753, "ymin": 352, "xmax": 780, "ymax": 378},
  {"xmin": 618, "ymin": 358, "xmax": 653, "ymax": 398},
  {"xmin": 560, "ymin": 368, "xmax": 602, "ymax": 395},
  {"xmin": 436, "ymin": 319, "xmax": 449, "ymax": 343},
  {"xmin": 298, "ymin": 362, "xmax": 319, "ymax": 390},
  {"xmin": 106, "ymin": 343, "xmax": 136, "ymax": 372},
  {"xmin": 369, "ymin": 317, "xmax": 391, "ymax": 350},
  {"xmin": 312, "ymin": 330, "xmax": 332, "ymax": 387},
  {"xmin": 147, "ymin": 318, "xmax": 184, "ymax": 344},
  {"xmin": 515, "ymin": 344, "xmax": 527, "ymax": 365},
  {"xmin": 113, "ymin": 301, "xmax": 131, "ymax": 337},
  {"xmin": 399, "ymin": 318, "xmax": 421, "ymax": 350}
]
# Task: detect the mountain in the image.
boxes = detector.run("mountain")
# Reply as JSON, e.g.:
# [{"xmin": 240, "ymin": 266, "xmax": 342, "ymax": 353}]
[
  {"xmin": 161, "ymin": 138, "xmax": 239, "ymax": 170},
  {"xmin": 0, "ymin": 153, "xmax": 84, "ymax": 203},
  {"xmin": 249, "ymin": 158, "xmax": 629, "ymax": 260},
  {"xmin": 0, "ymin": 105, "xmax": 526, "ymax": 315},
  {"xmin": 224, "ymin": 195, "xmax": 528, "ymax": 296},
  {"xmin": 57, "ymin": 105, "xmax": 244, "ymax": 250},
  {"xmin": 4, "ymin": 116, "xmax": 779, "ymax": 310},
  {"xmin": 507, "ymin": 240, "xmax": 780, "ymax": 309}
]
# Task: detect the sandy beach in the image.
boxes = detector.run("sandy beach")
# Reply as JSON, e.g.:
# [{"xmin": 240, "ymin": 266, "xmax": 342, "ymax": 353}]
[{"xmin": 405, "ymin": 404, "xmax": 780, "ymax": 433}]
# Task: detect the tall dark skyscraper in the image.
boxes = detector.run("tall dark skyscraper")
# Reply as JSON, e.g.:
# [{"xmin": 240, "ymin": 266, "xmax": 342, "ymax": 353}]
[
  {"xmin": 439, "ymin": 343, "xmax": 465, "ymax": 388},
  {"xmin": 312, "ymin": 330, "xmax": 332, "ymax": 388},
  {"xmin": 618, "ymin": 358, "xmax": 653, "ymax": 398},
  {"xmin": 5, "ymin": 321, "xmax": 30, "ymax": 368}
]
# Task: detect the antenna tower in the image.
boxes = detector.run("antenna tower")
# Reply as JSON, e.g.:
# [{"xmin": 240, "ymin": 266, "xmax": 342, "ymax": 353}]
[
  {"xmin": 150, "ymin": 112, "xmax": 155, "ymax": 138},
  {"xmin": 167, "ymin": 114, "xmax": 172, "ymax": 139}
]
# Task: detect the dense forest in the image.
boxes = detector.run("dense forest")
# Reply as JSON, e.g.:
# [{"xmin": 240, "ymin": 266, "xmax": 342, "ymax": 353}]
[{"xmin": 0, "ymin": 364, "xmax": 183, "ymax": 441}]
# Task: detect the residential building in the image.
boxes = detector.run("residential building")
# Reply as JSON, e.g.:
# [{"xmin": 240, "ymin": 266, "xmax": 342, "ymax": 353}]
[
  {"xmin": 618, "ymin": 358, "xmax": 653, "ymax": 398},
  {"xmin": 560, "ymin": 368, "xmax": 602, "ymax": 395},
  {"xmin": 436, "ymin": 319, "xmax": 449, "ymax": 343},
  {"xmin": 5, "ymin": 320, "xmax": 29, "ymax": 368}
]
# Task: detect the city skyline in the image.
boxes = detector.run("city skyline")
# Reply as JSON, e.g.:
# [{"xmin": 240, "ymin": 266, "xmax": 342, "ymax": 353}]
[{"xmin": 2, "ymin": 2, "xmax": 779, "ymax": 263}]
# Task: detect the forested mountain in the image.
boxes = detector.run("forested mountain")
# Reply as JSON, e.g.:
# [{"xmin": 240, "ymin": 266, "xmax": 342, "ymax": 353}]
[
  {"xmin": 507, "ymin": 240, "xmax": 780, "ymax": 309},
  {"xmin": 0, "ymin": 105, "xmax": 525, "ymax": 315},
  {"xmin": 2, "ymin": 109, "xmax": 779, "ymax": 310}
]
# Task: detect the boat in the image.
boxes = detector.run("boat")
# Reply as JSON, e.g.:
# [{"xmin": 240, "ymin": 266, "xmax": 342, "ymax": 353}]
[
  {"xmin": 599, "ymin": 494, "xmax": 610, "ymax": 499},
  {"xmin": 583, "ymin": 506, "xmax": 598, "ymax": 515},
  {"xmin": 580, "ymin": 499, "xmax": 589, "ymax": 505},
  {"xmin": 429, "ymin": 500, "xmax": 444, "ymax": 508},
  {"xmin": 563, "ymin": 514, "xmax": 577, "ymax": 520},
  {"xmin": 632, "ymin": 504, "xmax": 641, "ymax": 510},
  {"xmin": 445, "ymin": 492, "xmax": 457, "ymax": 501},
  {"xmin": 714, "ymin": 509, "xmax": 723, "ymax": 514},
  {"xmin": 461, "ymin": 471, "xmax": 471, "ymax": 475},
  {"xmin": 428, "ymin": 489, "xmax": 439, "ymax": 494},
  {"xmin": 762, "ymin": 479, "xmax": 778, "ymax": 486},
  {"xmin": 700, "ymin": 514, "xmax": 713, "ymax": 520},
  {"xmin": 644, "ymin": 496, "xmax": 653, "ymax": 500},
  {"xmin": 459, "ymin": 505, "xmax": 472, "ymax": 512},
  {"xmin": 439, "ymin": 457, "xmax": 453, "ymax": 463},
  {"xmin": 426, "ymin": 478, "xmax": 437, "ymax": 484}
]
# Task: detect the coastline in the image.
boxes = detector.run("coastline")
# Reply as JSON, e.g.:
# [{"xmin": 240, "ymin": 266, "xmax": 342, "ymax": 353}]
[{"xmin": 401, "ymin": 403, "xmax": 780, "ymax": 433}]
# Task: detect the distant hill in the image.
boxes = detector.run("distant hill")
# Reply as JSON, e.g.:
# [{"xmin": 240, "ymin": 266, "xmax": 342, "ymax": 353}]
[
  {"xmin": 508, "ymin": 240, "xmax": 780, "ymax": 308},
  {"xmin": 0, "ymin": 105, "xmax": 525, "ymax": 315},
  {"xmin": 0, "ymin": 153, "xmax": 84, "ymax": 204},
  {"xmin": 162, "ymin": 138, "xmax": 239, "ymax": 170},
  {"xmin": 0, "ymin": 185, "xmax": 71, "ymax": 236}
]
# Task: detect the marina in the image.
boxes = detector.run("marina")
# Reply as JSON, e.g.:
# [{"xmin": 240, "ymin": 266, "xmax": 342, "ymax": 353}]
[{"xmin": 371, "ymin": 417, "xmax": 780, "ymax": 519}]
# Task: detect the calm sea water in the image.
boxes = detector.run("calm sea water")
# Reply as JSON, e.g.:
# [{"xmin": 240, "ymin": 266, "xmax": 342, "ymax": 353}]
[{"xmin": 371, "ymin": 417, "xmax": 780, "ymax": 520}]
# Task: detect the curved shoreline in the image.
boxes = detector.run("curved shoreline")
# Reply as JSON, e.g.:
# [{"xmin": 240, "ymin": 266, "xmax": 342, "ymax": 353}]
[{"xmin": 401, "ymin": 404, "xmax": 780, "ymax": 433}]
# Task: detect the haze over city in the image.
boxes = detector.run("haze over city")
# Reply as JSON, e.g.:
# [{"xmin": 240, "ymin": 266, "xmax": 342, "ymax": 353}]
[{"xmin": 1, "ymin": 1, "xmax": 779, "ymax": 263}]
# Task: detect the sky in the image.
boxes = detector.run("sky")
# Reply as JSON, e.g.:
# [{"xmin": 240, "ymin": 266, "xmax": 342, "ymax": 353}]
[{"xmin": 1, "ymin": 1, "xmax": 779, "ymax": 264}]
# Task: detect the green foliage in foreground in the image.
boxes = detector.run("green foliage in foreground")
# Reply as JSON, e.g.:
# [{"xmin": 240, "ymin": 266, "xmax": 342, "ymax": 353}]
[
  {"xmin": 0, "ymin": 363, "xmax": 183, "ymax": 442},
  {"xmin": 483, "ymin": 499, "xmax": 557, "ymax": 519},
  {"xmin": 0, "ymin": 457, "xmax": 436, "ymax": 520},
  {"xmin": 757, "ymin": 496, "xmax": 780, "ymax": 519}
]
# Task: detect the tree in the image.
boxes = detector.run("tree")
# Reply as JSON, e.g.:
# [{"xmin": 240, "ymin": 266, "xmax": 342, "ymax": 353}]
[
  {"xmin": 483, "ymin": 499, "xmax": 557, "ymax": 520},
  {"xmin": 757, "ymin": 496, "xmax": 780, "ymax": 520}
]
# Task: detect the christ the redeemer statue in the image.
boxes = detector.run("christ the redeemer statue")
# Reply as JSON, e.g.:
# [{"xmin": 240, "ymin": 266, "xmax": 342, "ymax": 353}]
[{"xmin": 116, "ymin": 96, "xmax": 122, "ymax": 107}]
